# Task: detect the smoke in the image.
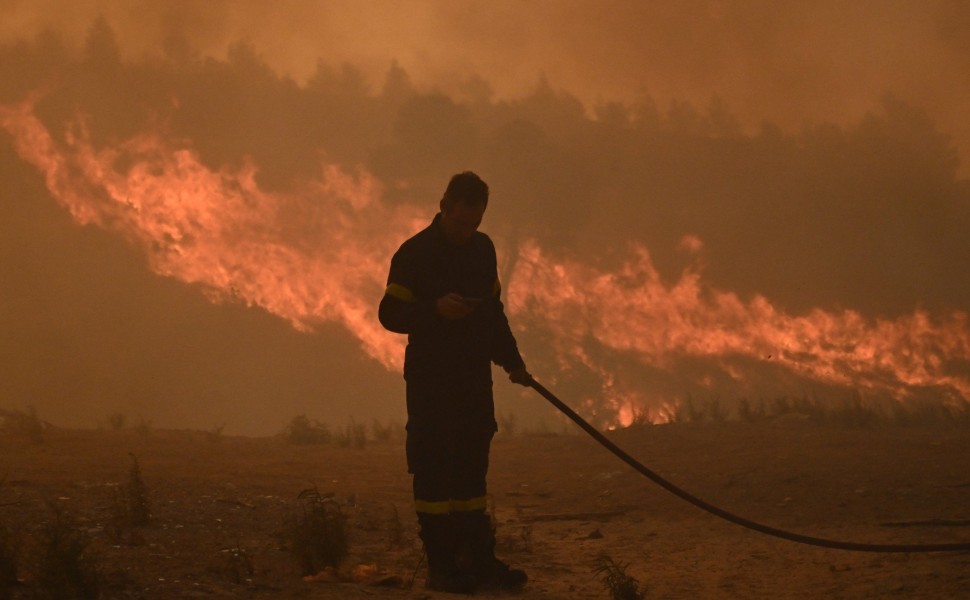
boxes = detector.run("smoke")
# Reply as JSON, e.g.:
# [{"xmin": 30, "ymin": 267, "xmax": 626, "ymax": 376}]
[
  {"xmin": 1, "ymin": 10, "xmax": 969, "ymax": 432},
  {"xmin": 3, "ymin": 1, "xmax": 970, "ymax": 172}
]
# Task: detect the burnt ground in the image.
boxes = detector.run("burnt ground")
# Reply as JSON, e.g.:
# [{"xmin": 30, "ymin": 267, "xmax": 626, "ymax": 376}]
[{"xmin": 1, "ymin": 419, "xmax": 969, "ymax": 599}]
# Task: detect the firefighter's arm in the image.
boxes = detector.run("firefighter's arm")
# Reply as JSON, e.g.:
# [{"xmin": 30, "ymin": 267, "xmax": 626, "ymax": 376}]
[
  {"xmin": 378, "ymin": 250, "xmax": 438, "ymax": 334},
  {"xmin": 484, "ymin": 240, "xmax": 526, "ymax": 375},
  {"xmin": 488, "ymin": 279, "xmax": 527, "ymax": 377},
  {"xmin": 490, "ymin": 300, "xmax": 526, "ymax": 373},
  {"xmin": 379, "ymin": 288, "xmax": 434, "ymax": 334}
]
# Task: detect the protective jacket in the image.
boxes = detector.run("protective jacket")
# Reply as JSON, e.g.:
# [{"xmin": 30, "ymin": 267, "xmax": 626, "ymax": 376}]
[{"xmin": 379, "ymin": 213, "xmax": 524, "ymax": 430}]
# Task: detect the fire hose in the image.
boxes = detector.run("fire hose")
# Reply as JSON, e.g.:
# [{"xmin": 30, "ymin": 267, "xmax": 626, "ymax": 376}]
[{"xmin": 527, "ymin": 378, "xmax": 970, "ymax": 553}]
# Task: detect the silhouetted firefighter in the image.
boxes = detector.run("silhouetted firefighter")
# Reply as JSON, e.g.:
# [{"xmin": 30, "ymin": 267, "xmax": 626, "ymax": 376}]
[{"xmin": 379, "ymin": 171, "xmax": 532, "ymax": 594}]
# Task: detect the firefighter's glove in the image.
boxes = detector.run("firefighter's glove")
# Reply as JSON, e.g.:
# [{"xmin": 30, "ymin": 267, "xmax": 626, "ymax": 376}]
[{"xmin": 509, "ymin": 366, "xmax": 533, "ymax": 387}]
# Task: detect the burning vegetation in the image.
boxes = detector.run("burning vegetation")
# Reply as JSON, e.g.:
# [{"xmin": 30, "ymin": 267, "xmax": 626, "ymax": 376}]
[{"xmin": 1, "ymin": 17, "xmax": 969, "ymax": 431}]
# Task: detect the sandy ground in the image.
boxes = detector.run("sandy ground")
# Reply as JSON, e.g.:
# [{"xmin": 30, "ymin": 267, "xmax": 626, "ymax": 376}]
[{"xmin": 1, "ymin": 418, "xmax": 969, "ymax": 599}]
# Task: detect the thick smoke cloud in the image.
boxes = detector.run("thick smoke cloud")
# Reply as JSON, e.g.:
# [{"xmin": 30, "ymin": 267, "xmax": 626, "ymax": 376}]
[
  {"xmin": 1, "ymin": 11, "xmax": 969, "ymax": 432},
  {"xmin": 4, "ymin": 1, "xmax": 970, "ymax": 174}
]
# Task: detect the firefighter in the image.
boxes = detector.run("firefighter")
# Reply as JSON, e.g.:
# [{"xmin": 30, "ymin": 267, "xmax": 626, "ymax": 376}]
[{"xmin": 379, "ymin": 171, "xmax": 532, "ymax": 594}]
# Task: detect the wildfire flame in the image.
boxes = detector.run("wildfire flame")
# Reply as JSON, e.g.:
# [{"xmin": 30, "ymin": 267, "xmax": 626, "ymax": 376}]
[
  {"xmin": 508, "ymin": 243, "xmax": 970, "ymax": 422},
  {"xmin": 1, "ymin": 98, "xmax": 421, "ymax": 370},
  {"xmin": 3, "ymin": 97, "xmax": 969, "ymax": 424}
]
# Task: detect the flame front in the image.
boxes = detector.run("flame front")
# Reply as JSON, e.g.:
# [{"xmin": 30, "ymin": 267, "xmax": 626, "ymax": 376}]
[
  {"xmin": 3, "ymin": 98, "xmax": 969, "ymax": 424},
  {"xmin": 508, "ymin": 243, "xmax": 970, "ymax": 421},
  {"xmin": 0, "ymin": 99, "xmax": 420, "ymax": 370}
]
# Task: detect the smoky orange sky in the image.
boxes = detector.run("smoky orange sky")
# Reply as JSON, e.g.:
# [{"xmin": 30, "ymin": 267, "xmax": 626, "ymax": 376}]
[
  {"xmin": 4, "ymin": 0, "xmax": 970, "ymax": 173},
  {"xmin": 2, "ymin": 1, "xmax": 969, "ymax": 434}
]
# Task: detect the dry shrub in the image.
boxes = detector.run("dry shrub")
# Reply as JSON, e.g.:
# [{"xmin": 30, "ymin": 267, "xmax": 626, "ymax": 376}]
[
  {"xmin": 282, "ymin": 415, "xmax": 331, "ymax": 445},
  {"xmin": 386, "ymin": 504, "xmax": 404, "ymax": 550},
  {"xmin": 593, "ymin": 555, "xmax": 644, "ymax": 600},
  {"xmin": 34, "ymin": 507, "xmax": 102, "ymax": 600},
  {"xmin": 106, "ymin": 454, "xmax": 150, "ymax": 544},
  {"xmin": 336, "ymin": 420, "xmax": 367, "ymax": 449},
  {"xmin": 123, "ymin": 454, "xmax": 151, "ymax": 526},
  {"xmin": 371, "ymin": 419, "xmax": 402, "ymax": 442},
  {"xmin": 286, "ymin": 487, "xmax": 348, "ymax": 575}
]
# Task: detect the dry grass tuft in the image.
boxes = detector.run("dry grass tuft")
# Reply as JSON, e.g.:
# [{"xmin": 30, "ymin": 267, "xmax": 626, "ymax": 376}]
[
  {"xmin": 106, "ymin": 453, "xmax": 150, "ymax": 544},
  {"xmin": 34, "ymin": 506, "xmax": 102, "ymax": 600},
  {"xmin": 336, "ymin": 420, "xmax": 367, "ymax": 449},
  {"xmin": 282, "ymin": 415, "xmax": 332, "ymax": 445},
  {"xmin": 286, "ymin": 487, "xmax": 349, "ymax": 575},
  {"xmin": 593, "ymin": 554, "xmax": 644, "ymax": 600},
  {"xmin": 370, "ymin": 419, "xmax": 403, "ymax": 442}
]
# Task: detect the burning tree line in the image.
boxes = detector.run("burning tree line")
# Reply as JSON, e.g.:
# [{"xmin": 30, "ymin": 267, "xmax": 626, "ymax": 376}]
[{"xmin": 1, "ymin": 17, "xmax": 969, "ymax": 428}]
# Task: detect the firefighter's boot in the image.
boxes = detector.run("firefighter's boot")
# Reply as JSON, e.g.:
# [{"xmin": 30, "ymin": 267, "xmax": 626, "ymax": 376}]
[
  {"xmin": 418, "ymin": 513, "xmax": 477, "ymax": 594},
  {"xmin": 457, "ymin": 510, "xmax": 528, "ymax": 592}
]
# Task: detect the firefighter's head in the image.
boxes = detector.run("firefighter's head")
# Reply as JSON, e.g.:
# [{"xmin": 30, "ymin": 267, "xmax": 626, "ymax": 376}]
[{"xmin": 440, "ymin": 171, "xmax": 488, "ymax": 245}]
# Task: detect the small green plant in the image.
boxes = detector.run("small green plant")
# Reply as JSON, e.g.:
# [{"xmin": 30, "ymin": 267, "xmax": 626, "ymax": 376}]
[
  {"xmin": 593, "ymin": 555, "xmax": 644, "ymax": 600},
  {"xmin": 35, "ymin": 506, "xmax": 102, "ymax": 600},
  {"xmin": 282, "ymin": 415, "xmax": 331, "ymax": 445},
  {"xmin": 286, "ymin": 487, "xmax": 349, "ymax": 575}
]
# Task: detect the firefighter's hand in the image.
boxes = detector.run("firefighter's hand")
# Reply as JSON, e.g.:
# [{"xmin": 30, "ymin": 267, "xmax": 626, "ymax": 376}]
[
  {"xmin": 509, "ymin": 366, "xmax": 533, "ymax": 386},
  {"xmin": 436, "ymin": 293, "xmax": 476, "ymax": 320}
]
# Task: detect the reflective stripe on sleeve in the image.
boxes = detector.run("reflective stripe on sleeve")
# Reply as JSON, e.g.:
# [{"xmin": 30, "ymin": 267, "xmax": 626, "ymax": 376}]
[{"xmin": 385, "ymin": 283, "xmax": 416, "ymax": 303}]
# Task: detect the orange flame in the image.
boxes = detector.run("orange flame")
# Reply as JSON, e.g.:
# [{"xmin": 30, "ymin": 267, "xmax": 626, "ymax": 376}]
[
  {"xmin": 3, "ymin": 97, "xmax": 969, "ymax": 424},
  {"xmin": 508, "ymin": 242, "xmax": 970, "ymax": 422},
  {"xmin": 0, "ymin": 98, "xmax": 421, "ymax": 370}
]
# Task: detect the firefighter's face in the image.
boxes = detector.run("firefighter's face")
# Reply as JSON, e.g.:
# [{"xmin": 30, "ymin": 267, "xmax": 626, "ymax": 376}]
[{"xmin": 440, "ymin": 200, "xmax": 486, "ymax": 245}]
